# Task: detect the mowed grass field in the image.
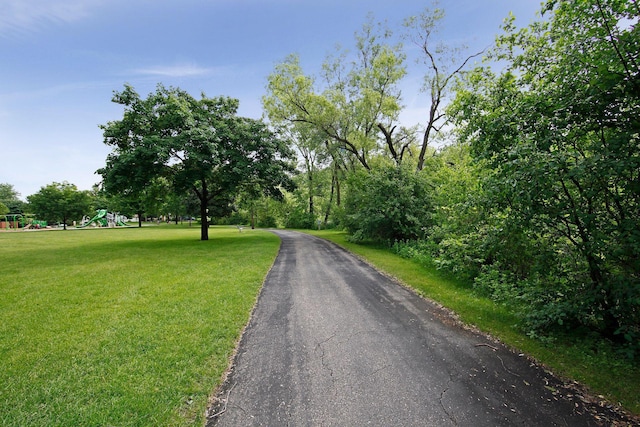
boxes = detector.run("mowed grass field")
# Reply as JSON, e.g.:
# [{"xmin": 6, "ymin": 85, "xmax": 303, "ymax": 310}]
[{"xmin": 0, "ymin": 225, "xmax": 279, "ymax": 427}]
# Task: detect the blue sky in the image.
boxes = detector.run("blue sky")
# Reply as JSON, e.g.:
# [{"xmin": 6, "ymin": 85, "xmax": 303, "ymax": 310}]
[{"xmin": 0, "ymin": 0, "xmax": 543, "ymax": 200}]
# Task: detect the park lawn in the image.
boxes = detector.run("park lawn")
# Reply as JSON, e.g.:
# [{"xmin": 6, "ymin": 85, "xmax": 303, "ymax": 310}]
[
  {"xmin": 307, "ymin": 229, "xmax": 640, "ymax": 417},
  {"xmin": 0, "ymin": 225, "xmax": 279, "ymax": 427}
]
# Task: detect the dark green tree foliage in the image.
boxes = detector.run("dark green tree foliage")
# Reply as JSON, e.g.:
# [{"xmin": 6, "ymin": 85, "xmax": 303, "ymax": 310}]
[
  {"xmin": 343, "ymin": 165, "xmax": 431, "ymax": 243},
  {"xmin": 100, "ymin": 84, "xmax": 295, "ymax": 240},
  {"xmin": 0, "ymin": 183, "xmax": 25, "ymax": 214},
  {"xmin": 27, "ymin": 182, "xmax": 92, "ymax": 229},
  {"xmin": 98, "ymin": 86, "xmax": 169, "ymax": 227},
  {"xmin": 450, "ymin": 0, "xmax": 639, "ymax": 342}
]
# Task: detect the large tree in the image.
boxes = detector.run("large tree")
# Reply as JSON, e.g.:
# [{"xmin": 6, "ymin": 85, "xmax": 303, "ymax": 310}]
[
  {"xmin": 450, "ymin": 0, "xmax": 640, "ymax": 340},
  {"xmin": 263, "ymin": 18, "xmax": 410, "ymax": 171},
  {"xmin": 0, "ymin": 183, "xmax": 25, "ymax": 213},
  {"xmin": 27, "ymin": 182, "xmax": 92, "ymax": 229},
  {"xmin": 0, "ymin": 183, "xmax": 20, "ymax": 205},
  {"xmin": 100, "ymin": 84, "xmax": 295, "ymax": 240},
  {"xmin": 403, "ymin": 3, "xmax": 484, "ymax": 171}
]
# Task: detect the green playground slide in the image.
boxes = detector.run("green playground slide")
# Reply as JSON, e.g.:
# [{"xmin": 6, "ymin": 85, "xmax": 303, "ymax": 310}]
[{"xmin": 77, "ymin": 209, "xmax": 108, "ymax": 228}]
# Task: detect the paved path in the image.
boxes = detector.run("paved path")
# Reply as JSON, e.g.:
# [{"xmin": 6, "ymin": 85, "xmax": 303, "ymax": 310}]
[{"xmin": 207, "ymin": 230, "xmax": 621, "ymax": 426}]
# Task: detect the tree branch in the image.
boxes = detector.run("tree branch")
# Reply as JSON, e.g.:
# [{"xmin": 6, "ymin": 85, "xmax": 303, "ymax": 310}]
[{"xmin": 377, "ymin": 123, "xmax": 398, "ymax": 162}]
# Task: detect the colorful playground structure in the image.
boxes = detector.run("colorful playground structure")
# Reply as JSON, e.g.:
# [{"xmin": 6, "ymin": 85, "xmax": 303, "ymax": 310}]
[
  {"xmin": 77, "ymin": 210, "xmax": 130, "ymax": 228},
  {"xmin": 1, "ymin": 214, "xmax": 47, "ymax": 230},
  {"xmin": 0, "ymin": 214, "xmax": 25, "ymax": 229},
  {"xmin": 1, "ymin": 211, "xmax": 130, "ymax": 230}
]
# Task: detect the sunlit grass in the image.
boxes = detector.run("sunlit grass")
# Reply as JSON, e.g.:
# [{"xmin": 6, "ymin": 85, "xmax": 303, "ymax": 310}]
[
  {"xmin": 0, "ymin": 226, "xmax": 279, "ymax": 426},
  {"xmin": 3, "ymin": 225, "xmax": 637, "ymax": 423},
  {"xmin": 308, "ymin": 229, "xmax": 640, "ymax": 416}
]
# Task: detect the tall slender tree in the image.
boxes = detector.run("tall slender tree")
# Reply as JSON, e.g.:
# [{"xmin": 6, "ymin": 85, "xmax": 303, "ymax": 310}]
[
  {"xmin": 263, "ymin": 17, "xmax": 409, "ymax": 171},
  {"xmin": 403, "ymin": 2, "xmax": 484, "ymax": 171}
]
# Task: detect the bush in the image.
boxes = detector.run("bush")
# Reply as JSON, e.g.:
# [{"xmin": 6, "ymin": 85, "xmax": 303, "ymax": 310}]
[
  {"xmin": 220, "ymin": 211, "xmax": 249, "ymax": 225},
  {"xmin": 284, "ymin": 208, "xmax": 315, "ymax": 229},
  {"xmin": 343, "ymin": 165, "xmax": 432, "ymax": 244},
  {"xmin": 391, "ymin": 239, "xmax": 437, "ymax": 268},
  {"xmin": 257, "ymin": 215, "xmax": 278, "ymax": 228}
]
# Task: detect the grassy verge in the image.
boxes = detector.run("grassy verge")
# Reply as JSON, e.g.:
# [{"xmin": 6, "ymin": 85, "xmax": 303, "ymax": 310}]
[
  {"xmin": 307, "ymin": 229, "xmax": 640, "ymax": 416},
  {"xmin": 0, "ymin": 225, "xmax": 278, "ymax": 427}
]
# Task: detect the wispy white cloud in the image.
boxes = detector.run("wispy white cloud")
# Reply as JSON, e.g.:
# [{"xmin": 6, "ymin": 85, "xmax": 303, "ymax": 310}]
[
  {"xmin": 131, "ymin": 63, "xmax": 222, "ymax": 78},
  {"xmin": 0, "ymin": 0, "xmax": 104, "ymax": 37},
  {"xmin": 1, "ymin": 80, "xmax": 114, "ymax": 103}
]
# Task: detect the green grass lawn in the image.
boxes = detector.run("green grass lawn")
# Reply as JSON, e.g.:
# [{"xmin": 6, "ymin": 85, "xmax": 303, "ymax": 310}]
[
  {"xmin": 307, "ymin": 229, "xmax": 640, "ymax": 417},
  {"xmin": 0, "ymin": 225, "xmax": 279, "ymax": 427},
  {"xmin": 2, "ymin": 225, "xmax": 637, "ymax": 425}
]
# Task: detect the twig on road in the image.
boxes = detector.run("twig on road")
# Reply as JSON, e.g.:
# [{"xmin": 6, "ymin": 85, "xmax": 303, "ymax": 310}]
[
  {"xmin": 475, "ymin": 343, "xmax": 499, "ymax": 351},
  {"xmin": 497, "ymin": 354, "xmax": 521, "ymax": 377},
  {"xmin": 209, "ymin": 383, "xmax": 236, "ymax": 419}
]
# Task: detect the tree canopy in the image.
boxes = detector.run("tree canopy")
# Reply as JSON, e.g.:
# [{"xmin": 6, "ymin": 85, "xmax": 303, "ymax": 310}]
[
  {"xmin": 449, "ymin": 0, "xmax": 639, "ymax": 342},
  {"xmin": 27, "ymin": 182, "xmax": 92, "ymax": 229},
  {"xmin": 0, "ymin": 183, "xmax": 25, "ymax": 214},
  {"xmin": 263, "ymin": 18, "xmax": 409, "ymax": 171},
  {"xmin": 99, "ymin": 84, "xmax": 295, "ymax": 240}
]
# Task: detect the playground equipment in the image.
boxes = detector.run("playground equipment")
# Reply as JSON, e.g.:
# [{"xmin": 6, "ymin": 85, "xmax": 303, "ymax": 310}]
[
  {"xmin": 0, "ymin": 215, "xmax": 49, "ymax": 230},
  {"xmin": 1, "ymin": 214, "xmax": 25, "ymax": 230},
  {"xmin": 23, "ymin": 220, "xmax": 47, "ymax": 229},
  {"xmin": 77, "ymin": 210, "xmax": 130, "ymax": 228}
]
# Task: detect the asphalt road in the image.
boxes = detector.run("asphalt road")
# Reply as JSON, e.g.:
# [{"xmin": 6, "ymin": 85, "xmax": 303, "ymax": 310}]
[{"xmin": 207, "ymin": 230, "xmax": 629, "ymax": 426}]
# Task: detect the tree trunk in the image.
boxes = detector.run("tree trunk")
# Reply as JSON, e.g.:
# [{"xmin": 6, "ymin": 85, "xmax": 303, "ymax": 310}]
[
  {"xmin": 335, "ymin": 169, "xmax": 341, "ymax": 206},
  {"xmin": 585, "ymin": 252, "xmax": 621, "ymax": 339},
  {"xmin": 323, "ymin": 173, "xmax": 336, "ymax": 226},
  {"xmin": 416, "ymin": 106, "xmax": 437, "ymax": 171},
  {"xmin": 308, "ymin": 167, "xmax": 314, "ymax": 218},
  {"xmin": 199, "ymin": 181, "xmax": 209, "ymax": 241},
  {"xmin": 251, "ymin": 203, "xmax": 255, "ymax": 229},
  {"xmin": 200, "ymin": 203, "xmax": 209, "ymax": 240}
]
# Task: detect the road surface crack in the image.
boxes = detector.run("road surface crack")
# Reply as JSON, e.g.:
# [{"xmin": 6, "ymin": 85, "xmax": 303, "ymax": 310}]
[
  {"xmin": 439, "ymin": 376, "xmax": 458, "ymax": 425},
  {"xmin": 367, "ymin": 364, "xmax": 390, "ymax": 378},
  {"xmin": 315, "ymin": 333, "xmax": 336, "ymax": 379}
]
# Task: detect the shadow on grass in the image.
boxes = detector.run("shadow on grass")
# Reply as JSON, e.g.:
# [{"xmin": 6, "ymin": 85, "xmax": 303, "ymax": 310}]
[{"xmin": 6, "ymin": 227, "xmax": 279, "ymax": 269}]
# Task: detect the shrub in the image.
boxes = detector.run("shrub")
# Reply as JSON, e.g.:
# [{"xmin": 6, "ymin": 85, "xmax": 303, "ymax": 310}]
[
  {"xmin": 284, "ymin": 208, "xmax": 315, "ymax": 229},
  {"xmin": 343, "ymin": 165, "xmax": 432, "ymax": 243},
  {"xmin": 391, "ymin": 239, "xmax": 437, "ymax": 268}
]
